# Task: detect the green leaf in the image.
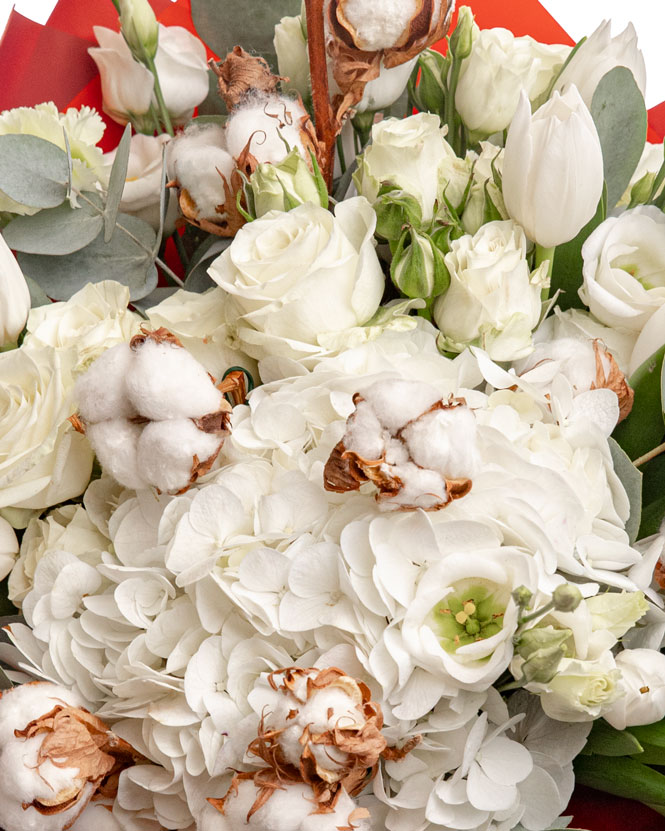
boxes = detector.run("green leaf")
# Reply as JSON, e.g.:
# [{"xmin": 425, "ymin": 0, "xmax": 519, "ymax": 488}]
[
  {"xmin": 628, "ymin": 721, "xmax": 665, "ymax": 749},
  {"xmin": 0, "ymin": 134, "xmax": 69, "ymax": 209},
  {"xmin": 152, "ymin": 148, "xmax": 169, "ymax": 256},
  {"xmin": 185, "ymin": 235, "xmax": 231, "ymax": 292},
  {"xmin": 104, "ymin": 123, "xmax": 132, "ymax": 243},
  {"xmin": 17, "ymin": 213, "xmax": 158, "ymax": 301},
  {"xmin": 191, "ymin": 0, "xmax": 300, "ymax": 70},
  {"xmin": 591, "ymin": 66, "xmax": 647, "ymax": 209},
  {"xmin": 612, "ymin": 344, "xmax": 665, "ymax": 461},
  {"xmin": 3, "ymin": 198, "xmax": 103, "ymax": 255},
  {"xmin": 582, "ymin": 718, "xmax": 643, "ymax": 756},
  {"xmin": 608, "ymin": 438, "xmax": 642, "ymax": 543},
  {"xmin": 633, "ymin": 742, "xmax": 665, "ymax": 766},
  {"xmin": 24, "ymin": 275, "xmax": 51, "ymax": 307},
  {"xmin": 550, "ymin": 191, "xmax": 605, "ymax": 310},
  {"xmin": 131, "ymin": 286, "xmax": 179, "ymax": 314},
  {"xmin": 574, "ymin": 754, "xmax": 665, "ymax": 808}
]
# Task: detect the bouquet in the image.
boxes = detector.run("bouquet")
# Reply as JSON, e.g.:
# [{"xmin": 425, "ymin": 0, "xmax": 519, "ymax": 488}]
[{"xmin": 0, "ymin": 1, "xmax": 665, "ymax": 829}]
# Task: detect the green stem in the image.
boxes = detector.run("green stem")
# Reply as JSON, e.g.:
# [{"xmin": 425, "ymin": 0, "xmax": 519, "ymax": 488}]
[
  {"xmin": 519, "ymin": 598, "xmax": 556, "ymax": 626},
  {"xmin": 534, "ymin": 244, "xmax": 555, "ymax": 276},
  {"xmin": 155, "ymin": 257, "xmax": 185, "ymax": 287},
  {"xmin": 634, "ymin": 441, "xmax": 665, "ymax": 468},
  {"xmin": 172, "ymin": 230, "xmax": 190, "ymax": 270},
  {"xmin": 144, "ymin": 52, "xmax": 174, "ymax": 137},
  {"xmin": 445, "ymin": 57, "xmax": 462, "ymax": 156},
  {"xmin": 336, "ymin": 134, "xmax": 347, "ymax": 176}
]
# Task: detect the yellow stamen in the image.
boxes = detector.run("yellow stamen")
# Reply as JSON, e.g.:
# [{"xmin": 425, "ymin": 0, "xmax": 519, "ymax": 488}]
[{"xmin": 455, "ymin": 611, "xmax": 468, "ymax": 624}]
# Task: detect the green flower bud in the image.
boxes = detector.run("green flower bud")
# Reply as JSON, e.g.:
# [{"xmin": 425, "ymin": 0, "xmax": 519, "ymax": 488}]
[
  {"xmin": 552, "ymin": 583, "xmax": 583, "ymax": 613},
  {"xmin": 374, "ymin": 186, "xmax": 423, "ymax": 241},
  {"xmin": 511, "ymin": 585, "xmax": 533, "ymax": 610},
  {"xmin": 450, "ymin": 6, "xmax": 474, "ymax": 60},
  {"xmin": 249, "ymin": 149, "xmax": 328, "ymax": 217},
  {"xmin": 516, "ymin": 626, "xmax": 572, "ymax": 660},
  {"xmin": 119, "ymin": 0, "xmax": 159, "ymax": 60},
  {"xmin": 521, "ymin": 644, "xmax": 567, "ymax": 684},
  {"xmin": 629, "ymin": 171, "xmax": 657, "ymax": 206},
  {"xmin": 414, "ymin": 49, "xmax": 449, "ymax": 115},
  {"xmin": 391, "ymin": 228, "xmax": 450, "ymax": 300}
]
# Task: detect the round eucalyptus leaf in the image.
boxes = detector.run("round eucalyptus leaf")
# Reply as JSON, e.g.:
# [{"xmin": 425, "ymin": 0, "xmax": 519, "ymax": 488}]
[
  {"xmin": 3, "ymin": 199, "xmax": 103, "ymax": 255},
  {"xmin": 0, "ymin": 134, "xmax": 69, "ymax": 209}
]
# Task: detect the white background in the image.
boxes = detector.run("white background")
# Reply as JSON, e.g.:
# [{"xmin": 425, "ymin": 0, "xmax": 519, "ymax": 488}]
[{"xmin": 1, "ymin": 0, "xmax": 664, "ymax": 107}]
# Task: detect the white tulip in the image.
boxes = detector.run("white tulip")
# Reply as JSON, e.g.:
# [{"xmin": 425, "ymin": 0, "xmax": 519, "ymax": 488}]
[
  {"xmin": 274, "ymin": 13, "xmax": 310, "ymax": 101},
  {"xmin": 0, "ymin": 231, "xmax": 30, "ymax": 347},
  {"xmin": 455, "ymin": 27, "xmax": 570, "ymax": 135},
  {"xmin": 503, "ymin": 87, "xmax": 604, "ymax": 248},
  {"xmin": 0, "ymin": 516, "xmax": 18, "ymax": 582},
  {"xmin": 356, "ymin": 57, "xmax": 417, "ymax": 113},
  {"xmin": 579, "ymin": 206, "xmax": 665, "ymax": 335},
  {"xmin": 604, "ymin": 648, "xmax": 665, "ymax": 730},
  {"xmin": 554, "ymin": 20, "xmax": 646, "ymax": 109}
]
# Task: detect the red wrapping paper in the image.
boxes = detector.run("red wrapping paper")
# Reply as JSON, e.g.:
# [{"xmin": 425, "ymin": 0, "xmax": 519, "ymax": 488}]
[{"xmin": 0, "ymin": 2, "xmax": 664, "ymax": 828}]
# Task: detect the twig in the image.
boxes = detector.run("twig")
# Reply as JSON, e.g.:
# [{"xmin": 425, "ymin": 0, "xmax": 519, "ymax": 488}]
[
  {"xmin": 304, "ymin": 0, "xmax": 336, "ymax": 190},
  {"xmin": 634, "ymin": 441, "xmax": 665, "ymax": 468}
]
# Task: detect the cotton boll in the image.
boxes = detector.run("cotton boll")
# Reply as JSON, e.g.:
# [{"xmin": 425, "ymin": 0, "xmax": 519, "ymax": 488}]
[
  {"xmin": 340, "ymin": 0, "xmax": 420, "ymax": 50},
  {"xmin": 126, "ymin": 339, "xmax": 224, "ymax": 420},
  {"xmin": 174, "ymin": 145, "xmax": 235, "ymax": 220},
  {"xmin": 225, "ymin": 96, "xmax": 307, "ymax": 164},
  {"xmin": 86, "ymin": 420, "xmax": 149, "ymax": 491},
  {"xmin": 402, "ymin": 405, "xmax": 480, "ymax": 479},
  {"xmin": 137, "ymin": 419, "xmax": 223, "ymax": 492},
  {"xmin": 383, "ymin": 460, "xmax": 448, "ymax": 510},
  {"xmin": 344, "ymin": 399, "xmax": 386, "ymax": 460},
  {"xmin": 361, "ymin": 379, "xmax": 441, "ymax": 432},
  {"xmin": 166, "ymin": 124, "xmax": 227, "ymax": 179},
  {"xmin": 75, "ymin": 343, "xmax": 136, "ymax": 423}
]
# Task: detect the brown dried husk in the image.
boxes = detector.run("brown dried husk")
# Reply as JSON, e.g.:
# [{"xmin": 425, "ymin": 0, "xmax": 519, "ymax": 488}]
[
  {"xmin": 15, "ymin": 703, "xmax": 143, "ymax": 823},
  {"xmin": 207, "ymin": 667, "xmax": 420, "ymax": 822},
  {"xmin": 324, "ymin": 394, "xmax": 472, "ymax": 510},
  {"xmin": 210, "ymin": 46, "xmax": 285, "ymax": 111},
  {"xmin": 590, "ymin": 339, "xmax": 635, "ymax": 422},
  {"xmin": 327, "ymin": 0, "xmax": 455, "ymax": 125}
]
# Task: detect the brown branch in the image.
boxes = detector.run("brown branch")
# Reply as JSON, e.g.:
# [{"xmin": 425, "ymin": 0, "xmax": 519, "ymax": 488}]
[{"xmin": 305, "ymin": 0, "xmax": 336, "ymax": 191}]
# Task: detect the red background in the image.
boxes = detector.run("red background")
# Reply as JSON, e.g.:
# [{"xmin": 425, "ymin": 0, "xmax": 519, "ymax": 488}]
[{"xmin": 0, "ymin": 1, "xmax": 664, "ymax": 828}]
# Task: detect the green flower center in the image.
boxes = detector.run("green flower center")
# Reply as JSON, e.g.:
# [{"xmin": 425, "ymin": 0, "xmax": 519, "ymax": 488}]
[{"xmin": 427, "ymin": 581, "xmax": 507, "ymax": 653}]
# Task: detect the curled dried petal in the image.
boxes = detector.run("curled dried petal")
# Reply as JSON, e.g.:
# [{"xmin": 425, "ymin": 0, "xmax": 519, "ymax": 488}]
[
  {"xmin": 590, "ymin": 339, "xmax": 635, "ymax": 422},
  {"xmin": 210, "ymin": 47, "xmax": 285, "ymax": 111}
]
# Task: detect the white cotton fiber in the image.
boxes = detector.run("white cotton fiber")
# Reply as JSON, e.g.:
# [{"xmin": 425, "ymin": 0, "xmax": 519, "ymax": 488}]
[
  {"xmin": 75, "ymin": 343, "xmax": 136, "ymax": 423},
  {"xmin": 137, "ymin": 419, "xmax": 222, "ymax": 492},
  {"xmin": 86, "ymin": 420, "xmax": 148, "ymax": 491},
  {"xmin": 341, "ymin": 0, "xmax": 420, "ymax": 50},
  {"xmin": 176, "ymin": 145, "xmax": 235, "ymax": 219},
  {"xmin": 225, "ymin": 95, "xmax": 307, "ymax": 164},
  {"xmin": 166, "ymin": 124, "xmax": 227, "ymax": 179},
  {"xmin": 344, "ymin": 399, "xmax": 385, "ymax": 460},
  {"xmin": 383, "ymin": 460, "xmax": 447, "ymax": 510},
  {"xmin": 126, "ymin": 339, "xmax": 224, "ymax": 421},
  {"xmin": 361, "ymin": 379, "xmax": 441, "ymax": 433},
  {"xmin": 402, "ymin": 405, "xmax": 480, "ymax": 479}
]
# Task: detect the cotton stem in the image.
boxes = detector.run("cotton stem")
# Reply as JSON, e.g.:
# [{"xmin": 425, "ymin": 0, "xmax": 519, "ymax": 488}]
[{"xmin": 304, "ymin": 0, "xmax": 336, "ymax": 190}]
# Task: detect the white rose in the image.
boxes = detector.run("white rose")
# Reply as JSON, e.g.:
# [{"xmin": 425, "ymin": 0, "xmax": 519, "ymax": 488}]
[
  {"xmin": 274, "ymin": 14, "xmax": 310, "ymax": 101},
  {"xmin": 103, "ymin": 134, "xmax": 178, "ymax": 233},
  {"xmin": 208, "ymin": 197, "xmax": 384, "ymax": 364},
  {"xmin": 354, "ymin": 113, "xmax": 455, "ymax": 221},
  {"xmin": 153, "ymin": 25, "xmax": 210, "ymax": 125},
  {"xmin": 0, "ymin": 346, "xmax": 93, "ymax": 514},
  {"xmin": 554, "ymin": 20, "xmax": 646, "ymax": 109},
  {"xmin": 8, "ymin": 503, "xmax": 111, "ymax": 604},
  {"xmin": 0, "ymin": 231, "xmax": 30, "ymax": 346},
  {"xmin": 433, "ymin": 220, "xmax": 549, "ymax": 360},
  {"xmin": 23, "ymin": 281, "xmax": 142, "ymax": 372},
  {"xmin": 456, "ymin": 27, "xmax": 570, "ymax": 134},
  {"xmin": 604, "ymin": 648, "xmax": 665, "ymax": 730},
  {"xmin": 579, "ymin": 207, "xmax": 665, "ymax": 339},
  {"xmin": 534, "ymin": 652, "xmax": 624, "ymax": 721}
]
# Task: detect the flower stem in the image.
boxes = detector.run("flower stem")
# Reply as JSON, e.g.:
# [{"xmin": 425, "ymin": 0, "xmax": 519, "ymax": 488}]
[
  {"xmin": 634, "ymin": 441, "xmax": 665, "ymax": 468},
  {"xmin": 534, "ymin": 244, "xmax": 555, "ymax": 278},
  {"xmin": 445, "ymin": 54, "xmax": 462, "ymax": 156},
  {"xmin": 336, "ymin": 134, "xmax": 347, "ymax": 175},
  {"xmin": 304, "ymin": 0, "xmax": 336, "ymax": 191},
  {"xmin": 519, "ymin": 599, "xmax": 556, "ymax": 626},
  {"xmin": 144, "ymin": 52, "xmax": 174, "ymax": 137}
]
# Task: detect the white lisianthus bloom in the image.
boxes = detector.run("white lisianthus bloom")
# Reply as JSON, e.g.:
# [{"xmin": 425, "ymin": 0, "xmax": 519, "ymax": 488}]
[
  {"xmin": 153, "ymin": 25, "xmax": 210, "ymax": 125},
  {"xmin": 604, "ymin": 648, "xmax": 665, "ymax": 730},
  {"xmin": 455, "ymin": 27, "xmax": 570, "ymax": 135},
  {"xmin": 585, "ymin": 591, "xmax": 648, "ymax": 638},
  {"xmin": 0, "ymin": 231, "xmax": 31, "ymax": 346},
  {"xmin": 103, "ymin": 134, "xmax": 178, "ymax": 233},
  {"xmin": 503, "ymin": 87, "xmax": 604, "ymax": 248},
  {"xmin": 356, "ymin": 58, "xmax": 418, "ymax": 113},
  {"xmin": 23, "ymin": 281, "xmax": 142, "ymax": 372},
  {"xmin": 0, "ymin": 347, "xmax": 93, "ymax": 515},
  {"xmin": 433, "ymin": 220, "xmax": 549, "ymax": 361},
  {"xmin": 531, "ymin": 652, "xmax": 624, "ymax": 721},
  {"xmin": 0, "ymin": 516, "xmax": 19, "ymax": 582},
  {"xmin": 579, "ymin": 207, "xmax": 665, "ymax": 341},
  {"xmin": 274, "ymin": 14, "xmax": 310, "ymax": 100},
  {"xmin": 354, "ymin": 113, "xmax": 456, "ymax": 221},
  {"xmin": 554, "ymin": 20, "xmax": 646, "ymax": 109},
  {"xmin": 88, "ymin": 27, "xmax": 154, "ymax": 127},
  {"xmin": 208, "ymin": 197, "xmax": 384, "ymax": 364},
  {"xmin": 9, "ymin": 503, "xmax": 111, "ymax": 605},
  {"xmin": 0, "ymin": 103, "xmax": 106, "ymax": 214}
]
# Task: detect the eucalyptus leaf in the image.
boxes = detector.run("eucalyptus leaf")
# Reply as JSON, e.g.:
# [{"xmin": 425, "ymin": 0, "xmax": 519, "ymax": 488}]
[
  {"xmin": 185, "ymin": 235, "xmax": 232, "ymax": 292},
  {"xmin": 591, "ymin": 66, "xmax": 647, "ymax": 209},
  {"xmin": 104, "ymin": 123, "xmax": 132, "ymax": 242},
  {"xmin": 612, "ymin": 344, "xmax": 665, "ymax": 461},
  {"xmin": 152, "ymin": 148, "xmax": 168, "ymax": 256},
  {"xmin": 0, "ymin": 134, "xmax": 69, "ymax": 209},
  {"xmin": 131, "ymin": 286, "xmax": 179, "ymax": 314},
  {"xmin": 191, "ymin": 0, "xmax": 300, "ymax": 71},
  {"xmin": 24, "ymin": 275, "xmax": 51, "ymax": 307},
  {"xmin": 608, "ymin": 438, "xmax": 642, "ymax": 543},
  {"xmin": 3, "ymin": 197, "xmax": 103, "ymax": 255},
  {"xmin": 582, "ymin": 717, "xmax": 643, "ymax": 757},
  {"xmin": 17, "ymin": 213, "xmax": 158, "ymax": 301},
  {"xmin": 550, "ymin": 191, "xmax": 605, "ymax": 310}
]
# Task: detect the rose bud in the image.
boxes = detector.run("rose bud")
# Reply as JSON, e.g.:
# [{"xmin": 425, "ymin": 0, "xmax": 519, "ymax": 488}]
[{"xmin": 0, "ymin": 681, "xmax": 141, "ymax": 831}]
